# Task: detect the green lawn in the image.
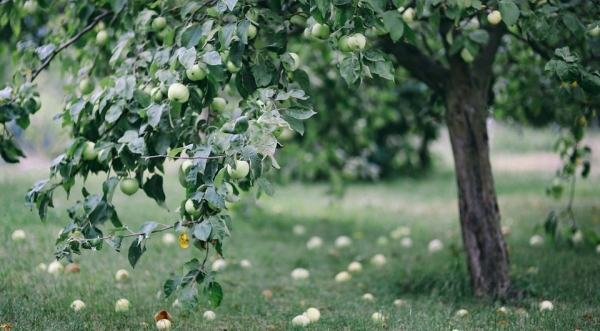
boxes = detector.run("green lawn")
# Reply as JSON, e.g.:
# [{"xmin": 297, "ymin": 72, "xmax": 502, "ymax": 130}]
[{"xmin": 1, "ymin": 125, "xmax": 600, "ymax": 330}]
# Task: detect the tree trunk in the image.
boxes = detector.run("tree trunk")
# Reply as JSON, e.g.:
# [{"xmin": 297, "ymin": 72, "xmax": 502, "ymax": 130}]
[{"xmin": 444, "ymin": 70, "xmax": 510, "ymax": 299}]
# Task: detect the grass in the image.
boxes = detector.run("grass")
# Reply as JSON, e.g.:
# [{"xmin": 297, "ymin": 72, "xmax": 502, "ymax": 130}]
[{"xmin": 1, "ymin": 123, "xmax": 600, "ymax": 330}]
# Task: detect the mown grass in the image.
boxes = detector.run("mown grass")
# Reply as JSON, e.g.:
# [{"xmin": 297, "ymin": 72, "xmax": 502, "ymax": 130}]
[{"xmin": 1, "ymin": 125, "xmax": 600, "ymax": 330}]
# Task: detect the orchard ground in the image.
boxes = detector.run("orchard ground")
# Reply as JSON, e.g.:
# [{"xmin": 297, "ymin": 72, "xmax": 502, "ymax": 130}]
[{"xmin": 1, "ymin": 123, "xmax": 600, "ymax": 330}]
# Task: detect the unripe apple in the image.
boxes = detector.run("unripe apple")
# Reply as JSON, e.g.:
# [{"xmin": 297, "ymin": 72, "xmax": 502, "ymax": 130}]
[
  {"xmin": 347, "ymin": 261, "xmax": 362, "ymax": 273},
  {"xmin": 335, "ymin": 271, "xmax": 351, "ymax": 282},
  {"xmin": 185, "ymin": 199, "xmax": 201, "ymax": 217},
  {"xmin": 305, "ymin": 307, "xmax": 320, "ymax": 322},
  {"xmin": 338, "ymin": 36, "xmax": 352, "ymax": 52},
  {"xmin": 460, "ymin": 48, "xmax": 475, "ymax": 63},
  {"xmin": 96, "ymin": 30, "xmax": 109, "ymax": 46},
  {"xmin": 181, "ymin": 160, "xmax": 193, "ymax": 173},
  {"xmin": 23, "ymin": 0, "xmax": 38, "ymax": 15},
  {"xmin": 402, "ymin": 8, "xmax": 415, "ymax": 23},
  {"xmin": 284, "ymin": 53, "xmax": 300, "ymax": 72},
  {"xmin": 151, "ymin": 87, "xmax": 163, "ymax": 102},
  {"xmin": 211, "ymin": 97, "xmax": 227, "ymax": 112},
  {"xmin": 227, "ymin": 160, "xmax": 250, "ymax": 179},
  {"xmin": 487, "ymin": 10, "xmax": 502, "ymax": 25},
  {"xmin": 347, "ymin": 33, "xmax": 367, "ymax": 51},
  {"xmin": 227, "ymin": 61, "xmax": 241, "ymax": 73},
  {"xmin": 115, "ymin": 298, "xmax": 130, "ymax": 312},
  {"xmin": 79, "ymin": 78, "xmax": 95, "ymax": 95},
  {"xmin": 246, "ymin": 8, "xmax": 259, "ymax": 22},
  {"xmin": 539, "ymin": 300, "xmax": 553, "ymax": 311},
  {"xmin": 306, "ymin": 236, "xmax": 322, "ymax": 249},
  {"xmin": 115, "ymin": 269, "xmax": 130, "ymax": 281},
  {"xmin": 362, "ymin": 293, "xmax": 375, "ymax": 301},
  {"xmin": 168, "ymin": 83, "xmax": 189, "ymax": 103},
  {"xmin": 152, "ymin": 16, "xmax": 167, "ymax": 31},
  {"xmin": 186, "ymin": 64, "xmax": 206, "ymax": 81},
  {"xmin": 82, "ymin": 141, "xmax": 98, "ymax": 160},
  {"xmin": 156, "ymin": 319, "xmax": 172, "ymax": 330},
  {"xmin": 119, "ymin": 178, "xmax": 139, "ymax": 196},
  {"xmin": 239, "ymin": 259, "xmax": 252, "ymax": 268},
  {"xmin": 311, "ymin": 23, "xmax": 330, "ymax": 40},
  {"xmin": 291, "ymin": 268, "xmax": 310, "ymax": 280},
  {"xmin": 371, "ymin": 312, "xmax": 385, "ymax": 323},
  {"xmin": 11, "ymin": 229, "xmax": 26, "ymax": 241},
  {"xmin": 463, "ymin": 18, "xmax": 480, "ymax": 32},
  {"xmin": 70, "ymin": 300, "xmax": 86, "ymax": 311},
  {"xmin": 334, "ymin": 235, "xmax": 352, "ymax": 247},
  {"xmin": 589, "ymin": 25, "xmax": 600, "ymax": 37},
  {"xmin": 428, "ymin": 239, "xmax": 444, "ymax": 252},
  {"xmin": 370, "ymin": 254, "xmax": 387, "ymax": 266},
  {"xmin": 203, "ymin": 310, "xmax": 217, "ymax": 321},
  {"xmin": 291, "ymin": 315, "xmax": 310, "ymax": 327},
  {"xmin": 456, "ymin": 309, "xmax": 469, "ymax": 317},
  {"xmin": 47, "ymin": 261, "xmax": 63, "ymax": 274},
  {"xmin": 246, "ymin": 24, "xmax": 257, "ymax": 39}
]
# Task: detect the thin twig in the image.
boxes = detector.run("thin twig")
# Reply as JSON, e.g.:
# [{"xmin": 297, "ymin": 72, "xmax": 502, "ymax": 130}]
[
  {"xmin": 30, "ymin": 10, "xmax": 113, "ymax": 82},
  {"xmin": 143, "ymin": 154, "xmax": 226, "ymax": 160}
]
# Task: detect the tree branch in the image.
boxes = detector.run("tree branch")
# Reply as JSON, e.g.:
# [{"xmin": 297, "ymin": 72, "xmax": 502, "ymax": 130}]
[
  {"xmin": 507, "ymin": 29, "xmax": 553, "ymax": 61},
  {"xmin": 377, "ymin": 36, "xmax": 449, "ymax": 94},
  {"xmin": 473, "ymin": 23, "xmax": 507, "ymax": 89},
  {"xmin": 30, "ymin": 10, "xmax": 112, "ymax": 82}
]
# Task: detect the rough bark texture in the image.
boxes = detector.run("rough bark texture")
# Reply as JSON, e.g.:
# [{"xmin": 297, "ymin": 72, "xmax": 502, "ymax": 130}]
[
  {"xmin": 444, "ymin": 66, "xmax": 510, "ymax": 299},
  {"xmin": 381, "ymin": 22, "xmax": 511, "ymax": 299}
]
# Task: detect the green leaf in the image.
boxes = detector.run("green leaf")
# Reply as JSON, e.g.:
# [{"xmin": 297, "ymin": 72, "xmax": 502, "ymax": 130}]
[
  {"xmin": 339, "ymin": 55, "xmax": 361, "ymax": 89},
  {"xmin": 102, "ymin": 177, "xmax": 120, "ymax": 203},
  {"xmin": 257, "ymin": 177, "xmax": 274, "ymax": 197},
  {"xmin": 202, "ymin": 51, "xmax": 222, "ymax": 65},
  {"xmin": 177, "ymin": 287, "xmax": 199, "ymax": 310},
  {"xmin": 142, "ymin": 175, "xmax": 168, "ymax": 209},
  {"xmin": 251, "ymin": 65, "xmax": 273, "ymax": 87},
  {"xmin": 138, "ymin": 221, "xmax": 159, "ymax": 238},
  {"xmin": 105, "ymin": 105, "xmax": 123, "ymax": 124},
  {"xmin": 181, "ymin": 24, "xmax": 203, "ymax": 48},
  {"xmin": 223, "ymin": 0, "xmax": 238, "ymax": 11},
  {"xmin": 106, "ymin": 235, "xmax": 123, "ymax": 252},
  {"xmin": 498, "ymin": 0, "xmax": 520, "ymax": 26},
  {"xmin": 468, "ymin": 30, "xmax": 489, "ymax": 45},
  {"xmin": 178, "ymin": 48, "xmax": 197, "ymax": 70},
  {"xmin": 204, "ymin": 281, "xmax": 223, "ymax": 308},
  {"xmin": 285, "ymin": 106, "xmax": 316, "ymax": 120},
  {"xmin": 281, "ymin": 114, "xmax": 304, "ymax": 135},
  {"xmin": 128, "ymin": 239, "xmax": 146, "ymax": 268},
  {"xmin": 164, "ymin": 274, "xmax": 182, "ymax": 298},
  {"xmin": 193, "ymin": 221, "xmax": 212, "ymax": 241},
  {"xmin": 561, "ymin": 14, "xmax": 585, "ymax": 39},
  {"xmin": 133, "ymin": 90, "xmax": 151, "ymax": 108},
  {"xmin": 580, "ymin": 71, "xmax": 600, "ymax": 95},
  {"xmin": 382, "ymin": 10, "xmax": 404, "ymax": 42},
  {"xmin": 146, "ymin": 104, "xmax": 164, "ymax": 128},
  {"xmin": 204, "ymin": 186, "xmax": 225, "ymax": 210}
]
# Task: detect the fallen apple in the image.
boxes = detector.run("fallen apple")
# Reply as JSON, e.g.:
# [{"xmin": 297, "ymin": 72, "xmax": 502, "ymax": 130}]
[
  {"xmin": 334, "ymin": 235, "xmax": 352, "ymax": 248},
  {"xmin": 371, "ymin": 312, "xmax": 385, "ymax": 323},
  {"xmin": 292, "ymin": 315, "xmax": 310, "ymax": 327},
  {"xmin": 306, "ymin": 236, "xmax": 323, "ymax": 249},
  {"xmin": 115, "ymin": 269, "xmax": 130, "ymax": 281},
  {"xmin": 115, "ymin": 298, "xmax": 130, "ymax": 312},
  {"xmin": 203, "ymin": 310, "xmax": 216, "ymax": 321},
  {"xmin": 427, "ymin": 239, "xmax": 444, "ymax": 252},
  {"xmin": 347, "ymin": 261, "xmax": 363, "ymax": 273},
  {"xmin": 370, "ymin": 254, "xmax": 387, "ymax": 266},
  {"xmin": 156, "ymin": 319, "xmax": 172, "ymax": 330},
  {"xmin": 334, "ymin": 271, "xmax": 351, "ymax": 282},
  {"xmin": 11, "ymin": 229, "xmax": 26, "ymax": 241},
  {"xmin": 70, "ymin": 300, "xmax": 86, "ymax": 311},
  {"xmin": 291, "ymin": 268, "xmax": 310, "ymax": 280},
  {"xmin": 305, "ymin": 307, "xmax": 320, "ymax": 322}
]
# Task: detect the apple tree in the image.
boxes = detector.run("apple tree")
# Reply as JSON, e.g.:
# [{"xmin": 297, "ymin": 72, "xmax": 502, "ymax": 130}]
[{"xmin": 3, "ymin": 0, "xmax": 600, "ymax": 306}]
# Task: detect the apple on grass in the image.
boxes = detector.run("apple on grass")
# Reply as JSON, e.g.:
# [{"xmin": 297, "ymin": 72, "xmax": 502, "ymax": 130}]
[
  {"xmin": 334, "ymin": 235, "xmax": 352, "ymax": 248},
  {"xmin": 47, "ymin": 261, "xmax": 63, "ymax": 274},
  {"xmin": 168, "ymin": 83, "xmax": 189, "ymax": 103},
  {"xmin": 70, "ymin": 300, "xmax": 86, "ymax": 311},
  {"xmin": 115, "ymin": 298, "xmax": 130, "ymax": 312},
  {"xmin": 292, "ymin": 315, "xmax": 310, "ymax": 327},
  {"xmin": 186, "ymin": 64, "xmax": 206, "ymax": 81},
  {"xmin": 347, "ymin": 261, "xmax": 362, "ymax": 273},
  {"xmin": 306, "ymin": 236, "xmax": 323, "ymax": 249},
  {"xmin": 156, "ymin": 319, "xmax": 172, "ymax": 330},
  {"xmin": 304, "ymin": 307, "xmax": 320, "ymax": 322},
  {"xmin": 203, "ymin": 310, "xmax": 216, "ymax": 321},
  {"xmin": 334, "ymin": 271, "xmax": 351, "ymax": 282},
  {"xmin": 115, "ymin": 269, "xmax": 130, "ymax": 281},
  {"xmin": 11, "ymin": 229, "xmax": 26, "ymax": 241},
  {"xmin": 119, "ymin": 178, "xmax": 139, "ymax": 196},
  {"xmin": 362, "ymin": 293, "xmax": 375, "ymax": 301},
  {"xmin": 371, "ymin": 312, "xmax": 385, "ymax": 323},
  {"xmin": 291, "ymin": 268, "xmax": 310, "ymax": 280}
]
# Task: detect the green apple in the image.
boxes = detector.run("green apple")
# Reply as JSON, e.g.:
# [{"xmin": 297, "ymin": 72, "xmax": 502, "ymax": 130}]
[
  {"xmin": 246, "ymin": 8, "xmax": 259, "ymax": 22},
  {"xmin": 151, "ymin": 87, "xmax": 163, "ymax": 102},
  {"xmin": 96, "ymin": 30, "xmax": 109, "ymax": 46},
  {"xmin": 227, "ymin": 61, "xmax": 241, "ymax": 73},
  {"xmin": 487, "ymin": 10, "xmax": 502, "ymax": 25},
  {"xmin": 152, "ymin": 16, "xmax": 167, "ymax": 31},
  {"xmin": 82, "ymin": 141, "xmax": 98, "ymax": 160},
  {"xmin": 168, "ymin": 83, "xmax": 189, "ymax": 103},
  {"xmin": 185, "ymin": 199, "xmax": 201, "ymax": 217},
  {"xmin": 227, "ymin": 160, "xmax": 250, "ymax": 179},
  {"xmin": 79, "ymin": 78, "xmax": 95, "ymax": 95},
  {"xmin": 284, "ymin": 53, "xmax": 300, "ymax": 72},
  {"xmin": 186, "ymin": 64, "xmax": 206, "ymax": 81},
  {"xmin": 246, "ymin": 24, "xmax": 257, "ymax": 39},
  {"xmin": 32, "ymin": 96, "xmax": 42, "ymax": 111},
  {"xmin": 402, "ymin": 8, "xmax": 415, "ymax": 23},
  {"xmin": 463, "ymin": 18, "xmax": 480, "ymax": 32},
  {"xmin": 588, "ymin": 25, "xmax": 600, "ymax": 37},
  {"xmin": 338, "ymin": 36, "xmax": 352, "ymax": 52},
  {"xmin": 181, "ymin": 160, "xmax": 193, "ymax": 173},
  {"xmin": 347, "ymin": 33, "xmax": 366, "ymax": 51},
  {"xmin": 460, "ymin": 48, "xmax": 474, "ymax": 63},
  {"xmin": 211, "ymin": 97, "xmax": 227, "ymax": 112},
  {"xmin": 119, "ymin": 178, "xmax": 139, "ymax": 196},
  {"xmin": 156, "ymin": 319, "xmax": 172, "ymax": 330},
  {"xmin": 23, "ymin": 0, "xmax": 38, "ymax": 14},
  {"xmin": 311, "ymin": 23, "xmax": 330, "ymax": 40}
]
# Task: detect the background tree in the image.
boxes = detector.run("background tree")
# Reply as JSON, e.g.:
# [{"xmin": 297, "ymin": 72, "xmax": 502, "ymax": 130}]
[{"xmin": 1, "ymin": 0, "xmax": 600, "ymax": 308}]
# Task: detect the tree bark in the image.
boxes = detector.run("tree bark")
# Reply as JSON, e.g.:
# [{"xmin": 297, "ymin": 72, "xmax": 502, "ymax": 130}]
[{"xmin": 444, "ymin": 65, "xmax": 510, "ymax": 299}]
